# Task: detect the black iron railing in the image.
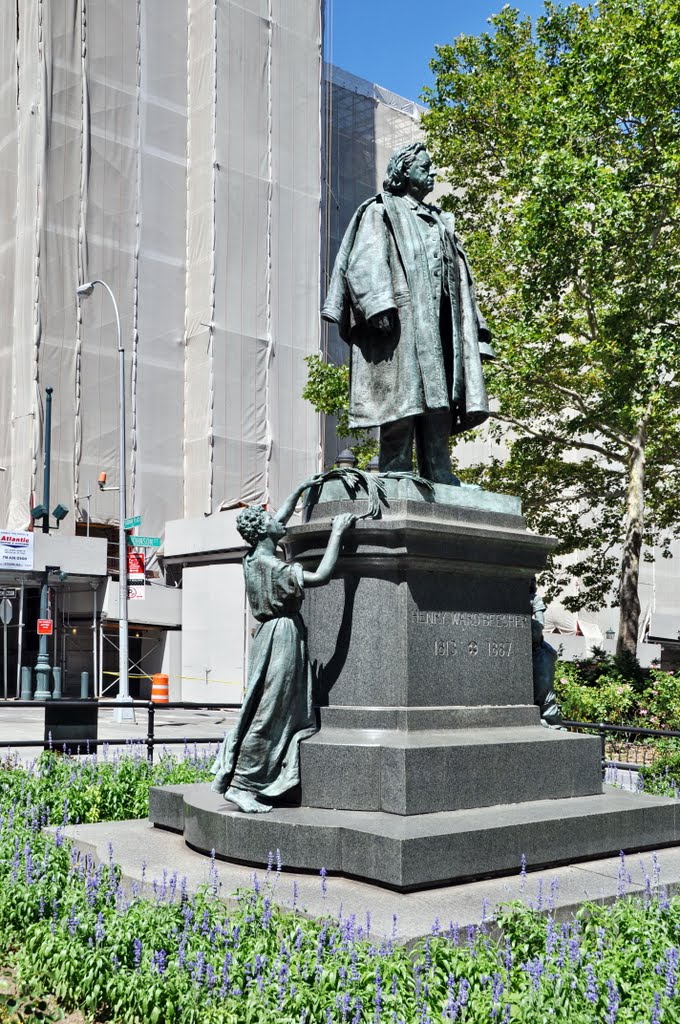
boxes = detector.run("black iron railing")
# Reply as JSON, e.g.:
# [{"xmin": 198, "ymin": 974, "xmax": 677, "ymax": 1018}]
[
  {"xmin": 1, "ymin": 708, "xmax": 678, "ymax": 771},
  {"xmin": 562, "ymin": 719, "xmax": 680, "ymax": 771},
  {"xmin": 0, "ymin": 700, "xmax": 239, "ymax": 764}
]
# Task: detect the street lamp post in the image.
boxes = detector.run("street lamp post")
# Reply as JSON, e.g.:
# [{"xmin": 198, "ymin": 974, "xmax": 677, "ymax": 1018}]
[
  {"xmin": 76, "ymin": 280, "xmax": 134, "ymax": 723},
  {"xmin": 33, "ymin": 387, "xmax": 54, "ymax": 701}
]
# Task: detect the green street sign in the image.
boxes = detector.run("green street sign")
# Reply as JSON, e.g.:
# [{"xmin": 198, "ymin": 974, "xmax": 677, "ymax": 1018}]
[
  {"xmin": 124, "ymin": 515, "xmax": 142, "ymax": 529},
  {"xmin": 127, "ymin": 535, "xmax": 161, "ymax": 548}
]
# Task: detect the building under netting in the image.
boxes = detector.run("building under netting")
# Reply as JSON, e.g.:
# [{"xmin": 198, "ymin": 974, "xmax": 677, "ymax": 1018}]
[{"xmin": 0, "ymin": 1, "xmax": 436, "ymax": 702}]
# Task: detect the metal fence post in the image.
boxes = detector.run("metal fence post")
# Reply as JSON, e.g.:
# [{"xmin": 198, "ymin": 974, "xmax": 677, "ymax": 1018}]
[
  {"xmin": 147, "ymin": 702, "xmax": 155, "ymax": 764},
  {"xmin": 598, "ymin": 722, "xmax": 606, "ymax": 768}
]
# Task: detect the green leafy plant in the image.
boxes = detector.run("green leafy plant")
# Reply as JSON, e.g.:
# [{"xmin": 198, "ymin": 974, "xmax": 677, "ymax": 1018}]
[
  {"xmin": 0, "ymin": 749, "xmax": 214, "ymax": 827},
  {"xmin": 554, "ymin": 661, "xmax": 680, "ymax": 731},
  {"xmin": 639, "ymin": 742, "xmax": 680, "ymax": 797}
]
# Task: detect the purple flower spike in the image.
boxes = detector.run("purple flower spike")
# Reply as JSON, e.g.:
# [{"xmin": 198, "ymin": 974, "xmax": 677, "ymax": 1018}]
[
  {"xmin": 520, "ymin": 853, "xmax": 527, "ymax": 890},
  {"xmin": 665, "ymin": 946, "xmax": 679, "ymax": 998},
  {"xmin": 584, "ymin": 963, "xmax": 598, "ymax": 1004},
  {"xmin": 523, "ymin": 957, "xmax": 544, "ymax": 991},
  {"xmin": 616, "ymin": 851, "xmax": 628, "ymax": 897},
  {"xmin": 605, "ymin": 978, "xmax": 620, "ymax": 1024},
  {"xmin": 152, "ymin": 948, "xmax": 167, "ymax": 974},
  {"xmin": 535, "ymin": 878, "xmax": 544, "ymax": 912}
]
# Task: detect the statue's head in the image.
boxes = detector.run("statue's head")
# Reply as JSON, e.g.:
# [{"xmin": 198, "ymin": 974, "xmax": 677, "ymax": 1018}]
[
  {"xmin": 383, "ymin": 142, "xmax": 435, "ymax": 200},
  {"xmin": 236, "ymin": 505, "xmax": 284, "ymax": 547}
]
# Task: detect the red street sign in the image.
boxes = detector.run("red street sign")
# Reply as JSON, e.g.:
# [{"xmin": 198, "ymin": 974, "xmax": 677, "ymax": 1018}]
[
  {"xmin": 128, "ymin": 550, "xmax": 145, "ymax": 577},
  {"xmin": 37, "ymin": 618, "xmax": 53, "ymax": 636}
]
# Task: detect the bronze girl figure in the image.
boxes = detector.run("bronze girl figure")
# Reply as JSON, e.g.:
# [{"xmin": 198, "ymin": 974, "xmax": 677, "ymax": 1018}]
[{"xmin": 212, "ymin": 476, "xmax": 354, "ymax": 812}]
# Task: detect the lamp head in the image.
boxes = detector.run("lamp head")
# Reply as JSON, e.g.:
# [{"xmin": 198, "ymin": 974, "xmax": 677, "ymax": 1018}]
[
  {"xmin": 30, "ymin": 504, "xmax": 48, "ymax": 520},
  {"xmin": 76, "ymin": 282, "xmax": 95, "ymax": 297},
  {"xmin": 52, "ymin": 503, "xmax": 69, "ymax": 523},
  {"xmin": 97, "ymin": 471, "xmax": 107, "ymax": 490}
]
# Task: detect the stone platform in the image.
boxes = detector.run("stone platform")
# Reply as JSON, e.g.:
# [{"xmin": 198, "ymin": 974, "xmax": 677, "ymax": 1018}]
[
  {"xmin": 149, "ymin": 482, "xmax": 680, "ymax": 890},
  {"xmin": 149, "ymin": 782, "xmax": 680, "ymax": 892}
]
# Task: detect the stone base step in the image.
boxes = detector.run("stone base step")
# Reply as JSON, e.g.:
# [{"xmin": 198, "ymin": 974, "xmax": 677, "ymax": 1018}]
[
  {"xmin": 149, "ymin": 782, "xmax": 680, "ymax": 892},
  {"xmin": 300, "ymin": 725, "xmax": 602, "ymax": 813}
]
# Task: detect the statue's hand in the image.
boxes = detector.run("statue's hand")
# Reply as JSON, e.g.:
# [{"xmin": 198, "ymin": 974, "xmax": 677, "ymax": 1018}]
[
  {"xmin": 331, "ymin": 512, "xmax": 356, "ymax": 534},
  {"xmin": 299, "ymin": 472, "xmax": 326, "ymax": 492},
  {"xmin": 369, "ymin": 310, "xmax": 396, "ymax": 334}
]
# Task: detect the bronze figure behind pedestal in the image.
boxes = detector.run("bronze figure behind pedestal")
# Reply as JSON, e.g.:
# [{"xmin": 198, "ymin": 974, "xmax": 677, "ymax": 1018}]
[{"xmin": 322, "ymin": 142, "xmax": 495, "ymax": 483}]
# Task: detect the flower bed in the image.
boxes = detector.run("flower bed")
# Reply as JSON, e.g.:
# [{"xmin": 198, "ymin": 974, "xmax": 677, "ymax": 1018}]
[{"xmin": 0, "ymin": 752, "xmax": 680, "ymax": 1021}]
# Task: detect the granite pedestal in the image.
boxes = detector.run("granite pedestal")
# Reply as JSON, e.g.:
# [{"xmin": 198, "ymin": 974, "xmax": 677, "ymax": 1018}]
[{"xmin": 149, "ymin": 480, "xmax": 680, "ymax": 890}]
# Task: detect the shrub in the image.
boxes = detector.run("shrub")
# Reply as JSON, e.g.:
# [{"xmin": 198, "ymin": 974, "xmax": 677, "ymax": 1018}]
[
  {"xmin": 554, "ymin": 662, "xmax": 680, "ymax": 731},
  {"xmin": 639, "ymin": 742, "xmax": 680, "ymax": 797},
  {"xmin": 554, "ymin": 669, "xmax": 637, "ymax": 725}
]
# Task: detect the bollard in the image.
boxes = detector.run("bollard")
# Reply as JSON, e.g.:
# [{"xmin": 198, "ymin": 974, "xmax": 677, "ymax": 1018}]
[
  {"xmin": 20, "ymin": 666, "xmax": 32, "ymax": 701},
  {"xmin": 80, "ymin": 672, "xmax": 89, "ymax": 699},
  {"xmin": 52, "ymin": 667, "xmax": 62, "ymax": 700}
]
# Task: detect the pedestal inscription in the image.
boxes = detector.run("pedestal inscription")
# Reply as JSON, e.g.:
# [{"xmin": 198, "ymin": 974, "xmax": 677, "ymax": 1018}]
[
  {"xmin": 406, "ymin": 586, "xmax": 534, "ymax": 706},
  {"xmin": 419, "ymin": 611, "xmax": 528, "ymax": 662}
]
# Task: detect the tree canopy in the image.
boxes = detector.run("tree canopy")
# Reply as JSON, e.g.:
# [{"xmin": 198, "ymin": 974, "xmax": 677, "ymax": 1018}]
[{"xmin": 421, "ymin": 0, "xmax": 680, "ymax": 654}]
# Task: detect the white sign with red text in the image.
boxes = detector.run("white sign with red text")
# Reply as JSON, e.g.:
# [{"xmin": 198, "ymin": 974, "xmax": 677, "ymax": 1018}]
[
  {"xmin": 0, "ymin": 531, "xmax": 34, "ymax": 570},
  {"xmin": 127, "ymin": 549, "xmax": 145, "ymax": 600}
]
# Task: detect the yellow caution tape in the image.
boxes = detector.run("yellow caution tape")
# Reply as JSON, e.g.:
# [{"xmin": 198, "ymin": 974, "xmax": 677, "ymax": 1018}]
[{"xmin": 102, "ymin": 671, "xmax": 242, "ymax": 685}]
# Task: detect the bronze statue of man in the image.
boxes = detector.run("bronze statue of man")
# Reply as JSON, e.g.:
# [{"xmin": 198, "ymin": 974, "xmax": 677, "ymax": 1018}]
[{"xmin": 322, "ymin": 142, "xmax": 495, "ymax": 483}]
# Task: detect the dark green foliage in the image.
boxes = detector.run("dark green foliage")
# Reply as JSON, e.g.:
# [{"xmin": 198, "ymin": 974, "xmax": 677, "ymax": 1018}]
[{"xmin": 0, "ymin": 991, "xmax": 64, "ymax": 1024}]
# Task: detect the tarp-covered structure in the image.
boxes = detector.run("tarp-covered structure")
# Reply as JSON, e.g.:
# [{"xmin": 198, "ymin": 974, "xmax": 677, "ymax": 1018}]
[{"xmin": 0, "ymin": 0, "xmax": 322, "ymax": 540}]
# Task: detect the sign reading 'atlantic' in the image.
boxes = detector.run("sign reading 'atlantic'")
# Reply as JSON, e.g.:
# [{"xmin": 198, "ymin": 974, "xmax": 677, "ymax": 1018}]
[{"xmin": 0, "ymin": 531, "xmax": 34, "ymax": 571}]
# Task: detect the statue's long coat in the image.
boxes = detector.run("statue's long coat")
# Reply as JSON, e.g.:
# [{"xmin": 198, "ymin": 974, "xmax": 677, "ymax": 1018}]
[{"xmin": 322, "ymin": 192, "xmax": 495, "ymax": 432}]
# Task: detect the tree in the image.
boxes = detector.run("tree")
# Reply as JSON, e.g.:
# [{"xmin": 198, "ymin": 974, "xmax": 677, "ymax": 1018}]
[
  {"xmin": 418, "ymin": 0, "xmax": 680, "ymax": 658},
  {"xmin": 302, "ymin": 355, "xmax": 378, "ymax": 467}
]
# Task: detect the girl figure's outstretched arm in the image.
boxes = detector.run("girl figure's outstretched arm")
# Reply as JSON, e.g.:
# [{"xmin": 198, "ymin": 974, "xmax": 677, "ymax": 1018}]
[{"xmin": 273, "ymin": 472, "xmax": 325, "ymax": 527}]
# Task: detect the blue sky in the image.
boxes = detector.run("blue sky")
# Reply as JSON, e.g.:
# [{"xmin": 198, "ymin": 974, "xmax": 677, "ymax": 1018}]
[{"xmin": 326, "ymin": 0, "xmax": 555, "ymax": 103}]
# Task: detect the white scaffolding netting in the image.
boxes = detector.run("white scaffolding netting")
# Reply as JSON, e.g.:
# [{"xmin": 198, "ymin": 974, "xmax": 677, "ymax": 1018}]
[{"xmin": 1, "ymin": 0, "xmax": 322, "ymax": 536}]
